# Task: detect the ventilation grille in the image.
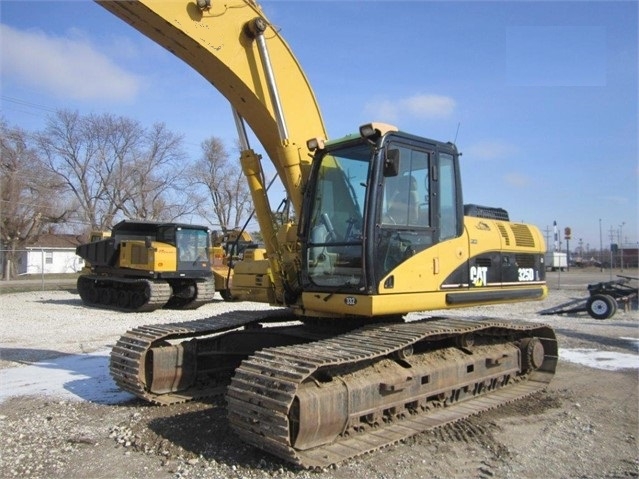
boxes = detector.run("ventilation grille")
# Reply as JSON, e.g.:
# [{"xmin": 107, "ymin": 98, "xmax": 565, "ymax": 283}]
[
  {"xmin": 510, "ymin": 224, "xmax": 536, "ymax": 248},
  {"xmin": 496, "ymin": 223, "xmax": 510, "ymax": 246},
  {"xmin": 131, "ymin": 244, "xmax": 147, "ymax": 265},
  {"xmin": 515, "ymin": 254, "xmax": 536, "ymax": 268},
  {"xmin": 476, "ymin": 257, "xmax": 492, "ymax": 267}
]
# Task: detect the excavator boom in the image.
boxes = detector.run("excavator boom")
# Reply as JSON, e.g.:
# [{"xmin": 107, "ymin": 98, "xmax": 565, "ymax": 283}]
[
  {"xmin": 97, "ymin": 0, "xmax": 326, "ymax": 187},
  {"xmin": 97, "ymin": 0, "xmax": 326, "ymax": 302}
]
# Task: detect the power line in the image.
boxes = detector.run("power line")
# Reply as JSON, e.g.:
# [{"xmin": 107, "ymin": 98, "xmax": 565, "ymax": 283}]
[
  {"xmin": 0, "ymin": 106, "xmax": 48, "ymax": 119},
  {"xmin": 1, "ymin": 95, "xmax": 58, "ymax": 114}
]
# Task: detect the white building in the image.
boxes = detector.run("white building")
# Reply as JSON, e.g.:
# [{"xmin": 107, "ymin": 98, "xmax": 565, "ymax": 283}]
[{"xmin": 16, "ymin": 234, "xmax": 85, "ymax": 275}]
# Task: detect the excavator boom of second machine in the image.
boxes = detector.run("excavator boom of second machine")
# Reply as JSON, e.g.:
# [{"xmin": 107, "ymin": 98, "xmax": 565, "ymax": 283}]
[{"xmin": 97, "ymin": 0, "xmax": 557, "ymax": 468}]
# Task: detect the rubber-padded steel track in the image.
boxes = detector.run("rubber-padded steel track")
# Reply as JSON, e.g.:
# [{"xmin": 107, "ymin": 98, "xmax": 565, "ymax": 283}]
[
  {"xmin": 184, "ymin": 280, "xmax": 216, "ymax": 309},
  {"xmin": 226, "ymin": 318, "xmax": 557, "ymax": 468},
  {"xmin": 165, "ymin": 280, "xmax": 217, "ymax": 310},
  {"xmin": 110, "ymin": 313, "xmax": 556, "ymax": 466},
  {"xmin": 78, "ymin": 276, "xmax": 172, "ymax": 312},
  {"xmin": 109, "ymin": 308, "xmax": 293, "ymax": 405}
]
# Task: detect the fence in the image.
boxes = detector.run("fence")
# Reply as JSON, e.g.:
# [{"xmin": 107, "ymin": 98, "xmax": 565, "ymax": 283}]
[{"xmin": 0, "ymin": 248, "xmax": 84, "ymax": 286}]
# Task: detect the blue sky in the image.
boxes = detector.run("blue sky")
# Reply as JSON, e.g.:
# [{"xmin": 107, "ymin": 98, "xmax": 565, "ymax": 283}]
[{"xmin": 1, "ymin": 0, "xmax": 637, "ymax": 254}]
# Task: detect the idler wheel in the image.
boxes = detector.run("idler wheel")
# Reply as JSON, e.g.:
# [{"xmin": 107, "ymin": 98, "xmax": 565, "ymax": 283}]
[
  {"xmin": 393, "ymin": 345, "xmax": 414, "ymax": 361},
  {"xmin": 520, "ymin": 337, "xmax": 545, "ymax": 372},
  {"xmin": 456, "ymin": 333, "xmax": 475, "ymax": 349}
]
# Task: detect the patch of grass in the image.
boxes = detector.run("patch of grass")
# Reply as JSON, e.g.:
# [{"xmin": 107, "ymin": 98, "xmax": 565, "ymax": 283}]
[
  {"xmin": 0, "ymin": 274, "xmax": 79, "ymax": 295},
  {"xmin": 17, "ymin": 273, "xmax": 80, "ymax": 281}
]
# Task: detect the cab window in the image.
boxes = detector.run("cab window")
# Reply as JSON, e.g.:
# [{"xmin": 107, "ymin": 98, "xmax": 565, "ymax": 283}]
[{"xmin": 439, "ymin": 152, "xmax": 459, "ymax": 240}]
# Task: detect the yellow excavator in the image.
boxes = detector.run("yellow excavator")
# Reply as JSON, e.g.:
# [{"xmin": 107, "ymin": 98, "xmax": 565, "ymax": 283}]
[{"xmin": 98, "ymin": 0, "xmax": 557, "ymax": 468}]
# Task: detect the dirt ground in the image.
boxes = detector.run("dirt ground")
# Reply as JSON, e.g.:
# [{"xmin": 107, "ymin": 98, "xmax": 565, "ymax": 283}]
[{"xmin": 0, "ymin": 269, "xmax": 637, "ymax": 479}]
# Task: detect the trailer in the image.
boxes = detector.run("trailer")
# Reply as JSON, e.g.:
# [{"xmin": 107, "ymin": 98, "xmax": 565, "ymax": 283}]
[
  {"xmin": 539, "ymin": 276, "xmax": 638, "ymax": 320},
  {"xmin": 545, "ymin": 251, "xmax": 567, "ymax": 271}
]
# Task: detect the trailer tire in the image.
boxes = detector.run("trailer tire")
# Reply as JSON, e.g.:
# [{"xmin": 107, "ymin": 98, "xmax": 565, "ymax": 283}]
[
  {"xmin": 219, "ymin": 289, "xmax": 235, "ymax": 302},
  {"xmin": 586, "ymin": 294, "xmax": 617, "ymax": 320}
]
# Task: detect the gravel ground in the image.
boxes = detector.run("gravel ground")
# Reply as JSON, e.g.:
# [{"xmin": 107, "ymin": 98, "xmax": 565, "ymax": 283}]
[{"xmin": 0, "ymin": 270, "xmax": 637, "ymax": 479}]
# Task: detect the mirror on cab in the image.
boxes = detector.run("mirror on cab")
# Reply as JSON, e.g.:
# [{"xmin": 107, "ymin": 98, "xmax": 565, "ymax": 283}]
[{"xmin": 384, "ymin": 148, "xmax": 400, "ymax": 177}]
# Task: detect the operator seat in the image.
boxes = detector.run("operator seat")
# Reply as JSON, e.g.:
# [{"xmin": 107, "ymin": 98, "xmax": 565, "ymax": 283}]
[
  {"xmin": 387, "ymin": 175, "xmax": 419, "ymax": 225},
  {"xmin": 308, "ymin": 223, "xmax": 333, "ymax": 274}
]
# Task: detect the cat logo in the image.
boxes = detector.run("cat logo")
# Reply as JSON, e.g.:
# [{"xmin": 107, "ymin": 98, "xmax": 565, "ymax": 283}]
[{"xmin": 470, "ymin": 265, "xmax": 488, "ymax": 287}]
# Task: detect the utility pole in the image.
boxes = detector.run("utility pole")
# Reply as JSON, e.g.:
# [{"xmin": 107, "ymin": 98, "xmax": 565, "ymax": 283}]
[
  {"xmin": 599, "ymin": 218, "xmax": 603, "ymax": 272},
  {"xmin": 608, "ymin": 225, "xmax": 616, "ymax": 279},
  {"xmin": 578, "ymin": 238, "xmax": 583, "ymax": 264},
  {"xmin": 544, "ymin": 225, "xmax": 552, "ymax": 251},
  {"xmin": 564, "ymin": 227, "xmax": 571, "ymax": 272},
  {"xmin": 619, "ymin": 222, "xmax": 625, "ymax": 271}
]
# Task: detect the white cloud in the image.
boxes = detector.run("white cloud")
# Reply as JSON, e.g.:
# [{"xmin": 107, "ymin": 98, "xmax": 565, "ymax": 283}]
[
  {"xmin": 403, "ymin": 94, "xmax": 456, "ymax": 119},
  {"xmin": 369, "ymin": 100, "xmax": 401, "ymax": 122},
  {"xmin": 365, "ymin": 94, "xmax": 456, "ymax": 122},
  {"xmin": 0, "ymin": 24, "xmax": 141, "ymax": 102},
  {"xmin": 465, "ymin": 140, "xmax": 519, "ymax": 160},
  {"xmin": 503, "ymin": 172, "xmax": 530, "ymax": 188},
  {"xmin": 599, "ymin": 195, "xmax": 629, "ymax": 205}
]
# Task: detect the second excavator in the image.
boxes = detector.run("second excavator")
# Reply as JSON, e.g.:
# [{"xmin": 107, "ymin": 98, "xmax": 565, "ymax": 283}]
[{"xmin": 97, "ymin": 0, "xmax": 557, "ymax": 468}]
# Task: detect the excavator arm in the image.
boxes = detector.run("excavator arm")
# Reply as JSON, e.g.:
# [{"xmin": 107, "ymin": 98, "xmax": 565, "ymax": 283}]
[{"xmin": 96, "ymin": 0, "xmax": 327, "ymax": 302}]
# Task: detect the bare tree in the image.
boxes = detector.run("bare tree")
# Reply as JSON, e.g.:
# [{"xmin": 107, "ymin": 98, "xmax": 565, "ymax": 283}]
[
  {"xmin": 36, "ymin": 110, "xmax": 194, "ymax": 230},
  {"xmin": 0, "ymin": 119, "xmax": 70, "ymax": 278},
  {"xmin": 186, "ymin": 137, "xmax": 252, "ymax": 231},
  {"xmin": 121, "ymin": 122, "xmax": 198, "ymax": 221},
  {"xmin": 36, "ymin": 110, "xmax": 117, "ymax": 230}
]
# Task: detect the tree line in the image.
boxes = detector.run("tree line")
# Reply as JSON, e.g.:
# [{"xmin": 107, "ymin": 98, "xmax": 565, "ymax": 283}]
[{"xmin": 1, "ymin": 110, "xmax": 253, "ymax": 277}]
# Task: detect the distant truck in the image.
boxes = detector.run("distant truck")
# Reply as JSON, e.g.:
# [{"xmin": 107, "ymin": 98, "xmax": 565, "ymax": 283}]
[{"xmin": 545, "ymin": 251, "xmax": 567, "ymax": 271}]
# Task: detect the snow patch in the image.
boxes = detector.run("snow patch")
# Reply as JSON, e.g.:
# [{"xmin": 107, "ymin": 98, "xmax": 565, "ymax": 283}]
[
  {"xmin": 0, "ymin": 350, "xmax": 134, "ymax": 404},
  {"xmin": 620, "ymin": 336, "xmax": 639, "ymax": 349},
  {"xmin": 561, "ymin": 348, "xmax": 638, "ymax": 371}
]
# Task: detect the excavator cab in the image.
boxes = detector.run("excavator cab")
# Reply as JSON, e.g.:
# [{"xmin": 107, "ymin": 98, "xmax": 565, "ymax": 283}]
[{"xmin": 300, "ymin": 124, "xmax": 462, "ymax": 300}]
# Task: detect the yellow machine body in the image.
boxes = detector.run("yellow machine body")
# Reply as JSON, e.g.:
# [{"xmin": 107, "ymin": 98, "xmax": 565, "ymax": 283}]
[
  {"xmin": 118, "ymin": 240, "xmax": 179, "ymax": 273},
  {"xmin": 301, "ymin": 216, "xmax": 547, "ymax": 317}
]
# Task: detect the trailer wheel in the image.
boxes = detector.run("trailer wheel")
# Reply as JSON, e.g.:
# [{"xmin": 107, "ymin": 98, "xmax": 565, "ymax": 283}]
[
  {"xmin": 220, "ymin": 289, "xmax": 235, "ymax": 302},
  {"xmin": 586, "ymin": 294, "xmax": 617, "ymax": 320}
]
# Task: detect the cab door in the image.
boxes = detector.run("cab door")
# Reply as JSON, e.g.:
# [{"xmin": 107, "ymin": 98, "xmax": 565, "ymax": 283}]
[
  {"xmin": 374, "ymin": 143, "xmax": 433, "ymax": 290},
  {"xmin": 374, "ymin": 144, "xmax": 466, "ymax": 294}
]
